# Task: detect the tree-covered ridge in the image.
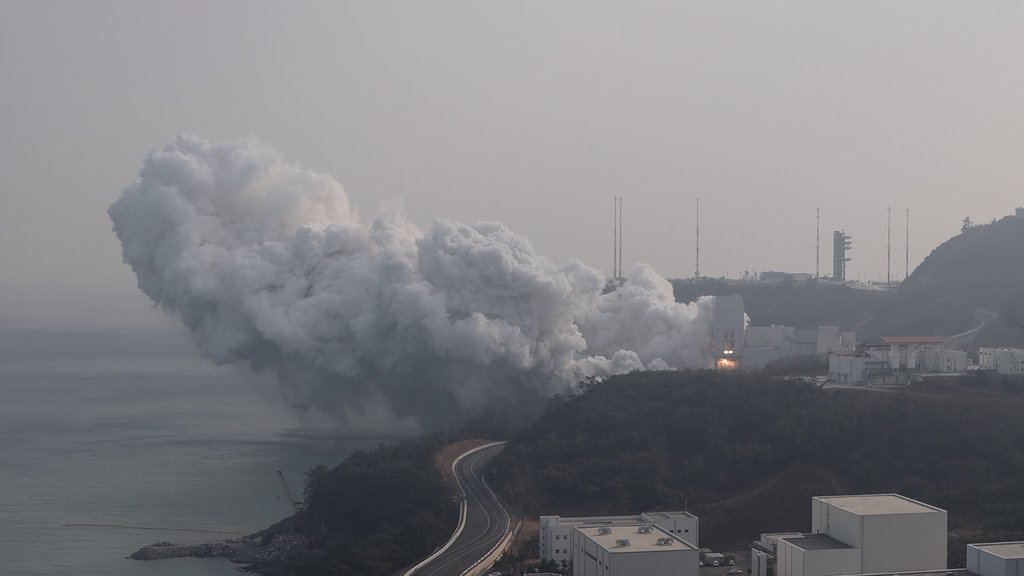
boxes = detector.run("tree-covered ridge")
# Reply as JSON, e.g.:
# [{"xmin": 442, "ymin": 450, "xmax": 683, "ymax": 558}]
[
  {"xmin": 863, "ymin": 215, "xmax": 1024, "ymax": 345},
  {"xmin": 259, "ymin": 437, "xmax": 457, "ymax": 576},
  {"xmin": 671, "ymin": 216, "xmax": 1024, "ymax": 346},
  {"xmin": 672, "ymin": 278, "xmax": 888, "ymax": 333},
  {"xmin": 491, "ymin": 370, "xmax": 1024, "ymax": 549}
]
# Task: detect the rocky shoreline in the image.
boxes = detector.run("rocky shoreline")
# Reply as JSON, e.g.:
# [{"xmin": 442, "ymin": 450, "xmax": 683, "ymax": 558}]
[{"xmin": 129, "ymin": 520, "xmax": 312, "ymax": 572}]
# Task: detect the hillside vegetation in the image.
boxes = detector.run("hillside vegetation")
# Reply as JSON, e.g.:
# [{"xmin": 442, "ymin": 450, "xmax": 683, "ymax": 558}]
[
  {"xmin": 491, "ymin": 370, "xmax": 1024, "ymax": 551},
  {"xmin": 672, "ymin": 278, "xmax": 888, "ymax": 332},
  {"xmin": 863, "ymin": 215, "xmax": 1024, "ymax": 345},
  {"xmin": 672, "ymin": 215, "xmax": 1024, "ymax": 346},
  {"xmin": 248, "ymin": 437, "xmax": 457, "ymax": 576}
]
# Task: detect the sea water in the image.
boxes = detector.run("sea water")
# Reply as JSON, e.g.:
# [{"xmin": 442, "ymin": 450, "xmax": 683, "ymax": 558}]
[{"xmin": 0, "ymin": 328, "xmax": 394, "ymax": 575}]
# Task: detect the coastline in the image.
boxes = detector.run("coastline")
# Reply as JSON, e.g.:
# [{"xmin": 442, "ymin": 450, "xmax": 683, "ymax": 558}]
[{"xmin": 129, "ymin": 522, "xmax": 311, "ymax": 574}]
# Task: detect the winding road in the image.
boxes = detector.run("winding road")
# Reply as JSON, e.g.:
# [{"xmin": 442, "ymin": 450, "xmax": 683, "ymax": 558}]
[
  {"xmin": 945, "ymin": 308, "xmax": 997, "ymax": 348},
  {"xmin": 405, "ymin": 442, "xmax": 512, "ymax": 576}
]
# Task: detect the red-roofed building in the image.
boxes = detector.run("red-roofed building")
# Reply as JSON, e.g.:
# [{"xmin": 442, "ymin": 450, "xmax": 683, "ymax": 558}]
[{"xmin": 879, "ymin": 336, "xmax": 966, "ymax": 374}]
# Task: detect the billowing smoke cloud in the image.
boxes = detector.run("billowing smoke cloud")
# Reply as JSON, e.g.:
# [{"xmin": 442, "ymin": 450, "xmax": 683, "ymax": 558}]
[{"xmin": 109, "ymin": 136, "xmax": 711, "ymax": 428}]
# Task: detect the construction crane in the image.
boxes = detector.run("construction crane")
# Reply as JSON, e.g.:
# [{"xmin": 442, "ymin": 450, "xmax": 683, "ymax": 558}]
[{"xmin": 277, "ymin": 470, "xmax": 301, "ymax": 513}]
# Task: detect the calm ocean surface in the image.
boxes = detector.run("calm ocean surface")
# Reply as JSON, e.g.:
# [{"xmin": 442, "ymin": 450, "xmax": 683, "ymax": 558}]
[{"xmin": 0, "ymin": 328, "xmax": 394, "ymax": 575}]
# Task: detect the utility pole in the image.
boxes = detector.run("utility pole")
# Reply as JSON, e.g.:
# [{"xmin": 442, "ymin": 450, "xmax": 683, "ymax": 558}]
[
  {"xmin": 905, "ymin": 208, "xmax": 910, "ymax": 280},
  {"xmin": 887, "ymin": 207, "xmax": 892, "ymax": 285},
  {"xmin": 816, "ymin": 208, "xmax": 820, "ymax": 279}
]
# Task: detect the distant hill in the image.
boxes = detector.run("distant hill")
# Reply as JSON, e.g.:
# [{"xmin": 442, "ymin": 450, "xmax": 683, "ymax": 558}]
[
  {"xmin": 861, "ymin": 215, "xmax": 1024, "ymax": 346},
  {"xmin": 671, "ymin": 278, "xmax": 890, "ymax": 332},
  {"xmin": 490, "ymin": 370, "xmax": 1024, "ymax": 556},
  {"xmin": 671, "ymin": 215, "xmax": 1024, "ymax": 348}
]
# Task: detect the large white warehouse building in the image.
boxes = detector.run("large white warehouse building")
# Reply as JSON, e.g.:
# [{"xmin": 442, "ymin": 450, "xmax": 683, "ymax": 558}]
[
  {"xmin": 539, "ymin": 511, "xmax": 697, "ymax": 565},
  {"xmin": 773, "ymin": 494, "xmax": 947, "ymax": 576},
  {"xmin": 968, "ymin": 542, "xmax": 1024, "ymax": 576},
  {"xmin": 572, "ymin": 524, "xmax": 698, "ymax": 576}
]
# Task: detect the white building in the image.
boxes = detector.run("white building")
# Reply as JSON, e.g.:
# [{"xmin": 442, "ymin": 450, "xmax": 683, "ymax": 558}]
[
  {"xmin": 742, "ymin": 325, "xmax": 855, "ymax": 369},
  {"xmin": 752, "ymin": 533, "xmax": 803, "ymax": 576},
  {"xmin": 939, "ymin": 349, "xmax": 969, "ymax": 372},
  {"xmin": 967, "ymin": 542, "xmax": 1024, "ymax": 576},
  {"xmin": 882, "ymin": 336, "xmax": 968, "ymax": 373},
  {"xmin": 978, "ymin": 348, "xmax": 1024, "ymax": 374},
  {"xmin": 773, "ymin": 494, "xmax": 947, "ymax": 576},
  {"xmin": 539, "ymin": 511, "xmax": 697, "ymax": 565},
  {"xmin": 828, "ymin": 353, "xmax": 890, "ymax": 384},
  {"xmin": 830, "ymin": 339, "xmax": 968, "ymax": 384},
  {"xmin": 776, "ymin": 533, "xmax": 860, "ymax": 576},
  {"xmin": 572, "ymin": 524, "xmax": 698, "ymax": 576}
]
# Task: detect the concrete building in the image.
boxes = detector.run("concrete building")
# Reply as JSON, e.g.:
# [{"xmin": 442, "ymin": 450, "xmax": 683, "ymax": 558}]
[
  {"xmin": 881, "ymin": 336, "xmax": 950, "ymax": 372},
  {"xmin": 572, "ymin": 524, "xmax": 698, "ymax": 576},
  {"xmin": 967, "ymin": 542, "xmax": 1024, "ymax": 576},
  {"xmin": 745, "ymin": 325, "xmax": 855, "ymax": 369},
  {"xmin": 772, "ymin": 494, "xmax": 947, "ymax": 576},
  {"xmin": 830, "ymin": 337, "xmax": 969, "ymax": 384},
  {"xmin": 539, "ymin": 511, "xmax": 697, "ymax": 565},
  {"xmin": 777, "ymin": 533, "xmax": 860, "ymax": 576},
  {"xmin": 939, "ymin": 349, "xmax": 969, "ymax": 372},
  {"xmin": 752, "ymin": 533, "xmax": 803, "ymax": 576},
  {"xmin": 828, "ymin": 352, "xmax": 890, "ymax": 384},
  {"xmin": 978, "ymin": 348, "xmax": 1024, "ymax": 374}
]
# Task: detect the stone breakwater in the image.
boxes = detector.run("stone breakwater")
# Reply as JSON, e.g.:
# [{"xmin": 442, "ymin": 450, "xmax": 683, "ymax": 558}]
[{"xmin": 129, "ymin": 532, "xmax": 310, "ymax": 566}]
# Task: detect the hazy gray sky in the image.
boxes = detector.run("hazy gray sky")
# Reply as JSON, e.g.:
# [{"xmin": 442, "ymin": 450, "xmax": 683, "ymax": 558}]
[{"xmin": 2, "ymin": 1, "xmax": 1022, "ymax": 329}]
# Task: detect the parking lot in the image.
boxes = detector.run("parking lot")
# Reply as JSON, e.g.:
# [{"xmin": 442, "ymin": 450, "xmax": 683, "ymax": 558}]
[{"xmin": 700, "ymin": 551, "xmax": 750, "ymax": 576}]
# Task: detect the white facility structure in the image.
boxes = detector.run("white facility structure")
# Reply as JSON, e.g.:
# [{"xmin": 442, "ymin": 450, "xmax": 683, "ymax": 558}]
[
  {"xmin": 745, "ymin": 325, "xmax": 855, "ymax": 369},
  {"xmin": 828, "ymin": 353, "xmax": 891, "ymax": 384},
  {"xmin": 829, "ymin": 336, "xmax": 969, "ymax": 384},
  {"xmin": 705, "ymin": 295, "xmax": 857, "ymax": 370},
  {"xmin": 978, "ymin": 348, "xmax": 1024, "ymax": 375},
  {"xmin": 768, "ymin": 494, "xmax": 947, "ymax": 576},
  {"xmin": 967, "ymin": 542, "xmax": 1024, "ymax": 576},
  {"xmin": 753, "ymin": 532, "xmax": 803, "ymax": 576},
  {"xmin": 572, "ymin": 524, "xmax": 698, "ymax": 576},
  {"xmin": 881, "ymin": 336, "xmax": 968, "ymax": 373},
  {"xmin": 539, "ymin": 511, "xmax": 697, "ymax": 565}
]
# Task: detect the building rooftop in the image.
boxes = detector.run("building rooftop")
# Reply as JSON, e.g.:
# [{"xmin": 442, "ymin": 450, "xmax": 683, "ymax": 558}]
[
  {"xmin": 643, "ymin": 510, "xmax": 698, "ymax": 520},
  {"xmin": 576, "ymin": 524, "xmax": 696, "ymax": 553},
  {"xmin": 816, "ymin": 494, "xmax": 946, "ymax": 515},
  {"xmin": 970, "ymin": 542, "xmax": 1024, "ymax": 559},
  {"xmin": 782, "ymin": 534, "xmax": 852, "ymax": 551}
]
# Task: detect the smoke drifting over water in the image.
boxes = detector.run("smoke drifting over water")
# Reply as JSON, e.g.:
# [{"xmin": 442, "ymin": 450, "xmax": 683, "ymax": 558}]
[{"xmin": 109, "ymin": 136, "xmax": 710, "ymax": 428}]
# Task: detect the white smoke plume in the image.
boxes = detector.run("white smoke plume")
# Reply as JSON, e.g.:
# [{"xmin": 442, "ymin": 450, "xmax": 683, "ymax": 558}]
[{"xmin": 109, "ymin": 136, "xmax": 712, "ymax": 428}]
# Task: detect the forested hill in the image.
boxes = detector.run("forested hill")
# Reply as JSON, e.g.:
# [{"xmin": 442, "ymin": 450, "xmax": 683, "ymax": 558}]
[
  {"xmin": 671, "ymin": 215, "xmax": 1024, "ymax": 346},
  {"xmin": 672, "ymin": 278, "xmax": 888, "ymax": 331},
  {"xmin": 490, "ymin": 370, "xmax": 1024, "ymax": 551},
  {"xmin": 862, "ymin": 215, "xmax": 1024, "ymax": 346}
]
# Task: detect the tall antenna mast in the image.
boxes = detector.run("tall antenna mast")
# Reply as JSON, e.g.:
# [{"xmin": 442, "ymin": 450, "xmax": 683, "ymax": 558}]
[
  {"xmin": 617, "ymin": 197, "xmax": 623, "ymax": 279},
  {"xmin": 816, "ymin": 208, "xmax": 820, "ymax": 279},
  {"xmin": 887, "ymin": 207, "xmax": 892, "ymax": 284},
  {"xmin": 612, "ymin": 196, "xmax": 618, "ymax": 279},
  {"xmin": 695, "ymin": 197, "xmax": 701, "ymax": 278},
  {"xmin": 905, "ymin": 208, "xmax": 910, "ymax": 280}
]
